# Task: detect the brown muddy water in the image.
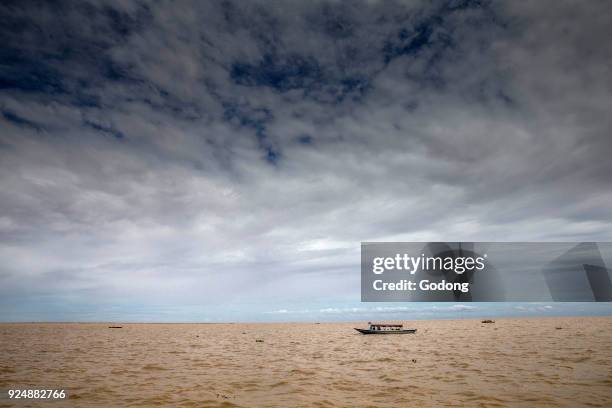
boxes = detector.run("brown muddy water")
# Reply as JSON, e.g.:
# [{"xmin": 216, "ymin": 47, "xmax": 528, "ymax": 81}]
[{"xmin": 1, "ymin": 317, "xmax": 611, "ymax": 407}]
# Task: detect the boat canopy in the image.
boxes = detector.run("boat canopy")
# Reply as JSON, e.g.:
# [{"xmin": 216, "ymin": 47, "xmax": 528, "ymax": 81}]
[{"xmin": 369, "ymin": 323, "xmax": 403, "ymax": 327}]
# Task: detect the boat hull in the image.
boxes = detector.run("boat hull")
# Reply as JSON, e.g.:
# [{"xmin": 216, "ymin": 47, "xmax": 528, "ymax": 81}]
[{"xmin": 354, "ymin": 328, "xmax": 417, "ymax": 335}]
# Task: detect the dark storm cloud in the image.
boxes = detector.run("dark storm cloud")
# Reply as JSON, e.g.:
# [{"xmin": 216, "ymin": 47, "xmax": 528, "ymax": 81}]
[{"xmin": 1, "ymin": 0, "xmax": 612, "ymax": 319}]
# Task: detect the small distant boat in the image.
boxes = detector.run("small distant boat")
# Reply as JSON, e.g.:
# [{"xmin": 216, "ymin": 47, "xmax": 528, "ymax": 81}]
[{"xmin": 354, "ymin": 322, "xmax": 417, "ymax": 335}]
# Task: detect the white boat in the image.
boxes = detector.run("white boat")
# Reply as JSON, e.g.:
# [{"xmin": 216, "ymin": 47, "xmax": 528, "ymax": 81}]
[{"xmin": 354, "ymin": 322, "xmax": 417, "ymax": 335}]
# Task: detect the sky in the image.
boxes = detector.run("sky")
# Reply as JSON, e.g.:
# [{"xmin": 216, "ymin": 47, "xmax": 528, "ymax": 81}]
[{"xmin": 1, "ymin": 0, "xmax": 612, "ymax": 322}]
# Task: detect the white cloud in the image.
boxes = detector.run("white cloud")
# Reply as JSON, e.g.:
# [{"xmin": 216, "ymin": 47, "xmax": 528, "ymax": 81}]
[{"xmin": 1, "ymin": 0, "xmax": 611, "ymax": 319}]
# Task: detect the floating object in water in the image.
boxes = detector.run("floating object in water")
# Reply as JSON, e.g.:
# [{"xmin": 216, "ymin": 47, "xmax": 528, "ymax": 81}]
[
  {"xmin": 255, "ymin": 339, "xmax": 264, "ymax": 342},
  {"xmin": 108, "ymin": 326, "xmax": 123, "ymax": 329},
  {"xmin": 481, "ymin": 320, "xmax": 495, "ymax": 324},
  {"xmin": 354, "ymin": 322, "xmax": 417, "ymax": 335}
]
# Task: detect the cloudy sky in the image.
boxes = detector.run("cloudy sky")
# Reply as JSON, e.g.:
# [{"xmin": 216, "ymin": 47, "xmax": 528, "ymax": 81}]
[{"xmin": 1, "ymin": 0, "xmax": 612, "ymax": 322}]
